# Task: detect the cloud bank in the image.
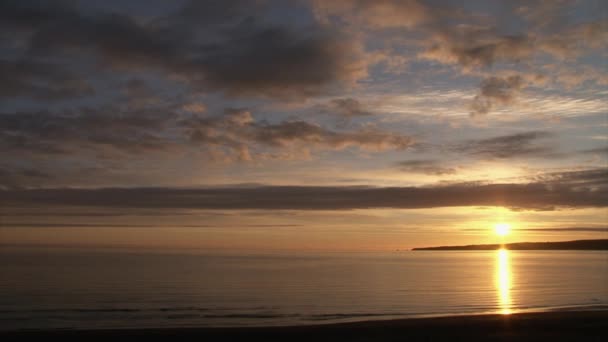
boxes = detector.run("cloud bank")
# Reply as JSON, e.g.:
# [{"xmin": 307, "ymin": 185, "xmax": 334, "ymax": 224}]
[{"xmin": 2, "ymin": 169, "xmax": 606, "ymax": 211}]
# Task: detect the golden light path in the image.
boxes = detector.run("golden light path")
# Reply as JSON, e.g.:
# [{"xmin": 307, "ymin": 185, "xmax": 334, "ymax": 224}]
[{"xmin": 495, "ymin": 249, "xmax": 513, "ymax": 315}]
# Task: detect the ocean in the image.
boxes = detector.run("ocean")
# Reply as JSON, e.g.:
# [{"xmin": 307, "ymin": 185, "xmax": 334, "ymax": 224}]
[{"xmin": 1, "ymin": 248, "xmax": 606, "ymax": 330}]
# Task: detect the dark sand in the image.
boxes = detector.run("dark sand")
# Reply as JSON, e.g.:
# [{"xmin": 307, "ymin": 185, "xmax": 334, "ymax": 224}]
[{"xmin": 2, "ymin": 310, "xmax": 607, "ymax": 341}]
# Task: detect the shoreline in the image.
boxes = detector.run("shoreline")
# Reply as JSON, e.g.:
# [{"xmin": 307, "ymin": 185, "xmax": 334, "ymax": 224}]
[{"xmin": 3, "ymin": 310, "xmax": 607, "ymax": 341}]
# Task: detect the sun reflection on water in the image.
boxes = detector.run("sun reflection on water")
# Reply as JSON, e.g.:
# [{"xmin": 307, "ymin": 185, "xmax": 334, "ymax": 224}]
[{"xmin": 495, "ymin": 249, "xmax": 512, "ymax": 315}]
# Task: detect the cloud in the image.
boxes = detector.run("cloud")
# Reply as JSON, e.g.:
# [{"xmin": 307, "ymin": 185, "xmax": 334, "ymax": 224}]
[
  {"xmin": 0, "ymin": 166, "xmax": 52, "ymax": 190},
  {"xmin": 314, "ymin": 0, "xmax": 548, "ymax": 70},
  {"xmin": 1, "ymin": 223, "xmax": 302, "ymax": 229},
  {"xmin": 0, "ymin": 107, "xmax": 175, "ymax": 156},
  {"xmin": 0, "ymin": 105, "xmax": 415, "ymax": 166},
  {"xmin": 464, "ymin": 227, "xmax": 608, "ymax": 233},
  {"xmin": 189, "ymin": 26, "xmax": 368, "ymax": 99},
  {"xmin": 396, "ymin": 160, "xmax": 457, "ymax": 175},
  {"xmin": 521, "ymin": 227, "xmax": 608, "ymax": 233},
  {"xmin": 549, "ymin": 65, "xmax": 608, "ymax": 89},
  {"xmin": 123, "ymin": 79, "xmax": 151, "ymax": 98},
  {"xmin": 0, "ymin": 1, "xmax": 605, "ymax": 194},
  {"xmin": 538, "ymin": 20, "xmax": 608, "ymax": 59},
  {"xmin": 0, "ymin": 58, "xmax": 94, "ymax": 100},
  {"xmin": 313, "ymin": 0, "xmax": 431, "ymax": 29},
  {"xmin": 180, "ymin": 103, "xmax": 207, "ymax": 114},
  {"xmin": 418, "ymin": 12, "xmax": 607, "ymax": 70},
  {"xmin": 419, "ymin": 19, "xmax": 607, "ymax": 115},
  {"xmin": 324, "ymin": 98, "xmax": 374, "ymax": 117},
  {"xmin": 311, "ymin": 1, "xmax": 607, "ymax": 117},
  {"xmin": 185, "ymin": 109, "xmax": 415, "ymax": 160},
  {"xmin": 2, "ymin": 168, "xmax": 606, "ymax": 211},
  {"xmin": 470, "ymin": 75, "xmax": 526, "ymax": 115},
  {"xmin": 420, "ymin": 30, "xmax": 535, "ymax": 69},
  {"xmin": 453, "ymin": 131, "xmax": 555, "ymax": 159},
  {"xmin": 531, "ymin": 168, "xmax": 608, "ymax": 188},
  {"xmin": 316, "ymin": 2, "xmax": 533, "ymax": 69},
  {"xmin": 0, "ymin": 0, "xmax": 368, "ymax": 100},
  {"xmin": 581, "ymin": 147, "xmax": 608, "ymax": 155}
]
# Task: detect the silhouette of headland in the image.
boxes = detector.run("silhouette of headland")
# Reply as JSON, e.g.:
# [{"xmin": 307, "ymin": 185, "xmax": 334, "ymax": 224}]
[{"xmin": 412, "ymin": 239, "xmax": 608, "ymax": 251}]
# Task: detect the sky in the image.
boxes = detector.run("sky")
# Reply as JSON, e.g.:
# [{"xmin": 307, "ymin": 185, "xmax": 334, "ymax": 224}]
[{"xmin": 0, "ymin": 0, "xmax": 606, "ymax": 252}]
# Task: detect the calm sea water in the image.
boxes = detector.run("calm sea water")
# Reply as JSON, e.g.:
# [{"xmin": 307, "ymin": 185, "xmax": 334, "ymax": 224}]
[{"xmin": 1, "ymin": 248, "xmax": 607, "ymax": 330}]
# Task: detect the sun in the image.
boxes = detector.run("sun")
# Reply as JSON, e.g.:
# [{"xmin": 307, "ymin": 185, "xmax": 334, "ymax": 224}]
[{"xmin": 495, "ymin": 223, "xmax": 511, "ymax": 236}]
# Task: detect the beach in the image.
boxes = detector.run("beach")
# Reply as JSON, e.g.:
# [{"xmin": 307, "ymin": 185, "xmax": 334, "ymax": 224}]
[{"xmin": 3, "ymin": 311, "xmax": 607, "ymax": 341}]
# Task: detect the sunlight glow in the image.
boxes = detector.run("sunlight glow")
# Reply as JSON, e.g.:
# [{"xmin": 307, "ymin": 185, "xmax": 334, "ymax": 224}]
[
  {"xmin": 494, "ymin": 223, "xmax": 511, "ymax": 236},
  {"xmin": 495, "ymin": 249, "xmax": 512, "ymax": 315}
]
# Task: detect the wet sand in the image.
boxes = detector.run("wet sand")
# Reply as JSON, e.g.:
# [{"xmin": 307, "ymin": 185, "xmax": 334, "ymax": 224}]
[{"xmin": 2, "ymin": 310, "xmax": 607, "ymax": 341}]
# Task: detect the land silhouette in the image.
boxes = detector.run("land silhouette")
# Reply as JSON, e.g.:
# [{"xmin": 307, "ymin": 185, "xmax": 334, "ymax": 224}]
[{"xmin": 413, "ymin": 239, "xmax": 608, "ymax": 251}]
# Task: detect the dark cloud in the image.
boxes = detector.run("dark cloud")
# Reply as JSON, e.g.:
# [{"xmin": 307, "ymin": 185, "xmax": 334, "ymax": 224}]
[
  {"xmin": 250, "ymin": 121, "xmax": 413, "ymax": 151},
  {"xmin": 0, "ymin": 59, "xmax": 94, "ymax": 100},
  {"xmin": 0, "ymin": 166, "xmax": 52, "ymax": 190},
  {"xmin": 0, "ymin": 107, "xmax": 175, "ymax": 156},
  {"xmin": 186, "ymin": 109, "xmax": 415, "ymax": 160},
  {"xmin": 2, "ymin": 168, "xmax": 606, "ymax": 211},
  {"xmin": 324, "ymin": 98, "xmax": 373, "ymax": 117},
  {"xmin": 581, "ymin": 146, "xmax": 608, "ymax": 155},
  {"xmin": 396, "ymin": 160, "xmax": 457, "ymax": 175},
  {"xmin": 191, "ymin": 26, "xmax": 366, "ymax": 99},
  {"xmin": 0, "ymin": 106, "xmax": 414, "ymax": 166},
  {"xmin": 174, "ymin": 0, "xmax": 251, "ymax": 29},
  {"xmin": 479, "ymin": 76, "xmax": 525, "ymax": 102},
  {"xmin": 123, "ymin": 79, "xmax": 154, "ymax": 99},
  {"xmin": 422, "ymin": 30, "xmax": 535, "ymax": 69},
  {"xmin": 531, "ymin": 168, "xmax": 608, "ymax": 188},
  {"xmin": 454, "ymin": 131, "xmax": 555, "ymax": 159},
  {"xmin": 2, "ymin": 211, "xmax": 205, "ymax": 217},
  {"xmin": 1, "ymin": 223, "xmax": 301, "ymax": 228},
  {"xmin": 0, "ymin": 0, "xmax": 367, "ymax": 100},
  {"xmin": 470, "ymin": 75, "xmax": 525, "ymax": 116}
]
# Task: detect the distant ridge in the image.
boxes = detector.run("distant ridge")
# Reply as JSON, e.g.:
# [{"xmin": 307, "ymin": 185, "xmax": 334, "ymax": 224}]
[{"xmin": 412, "ymin": 239, "xmax": 608, "ymax": 251}]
